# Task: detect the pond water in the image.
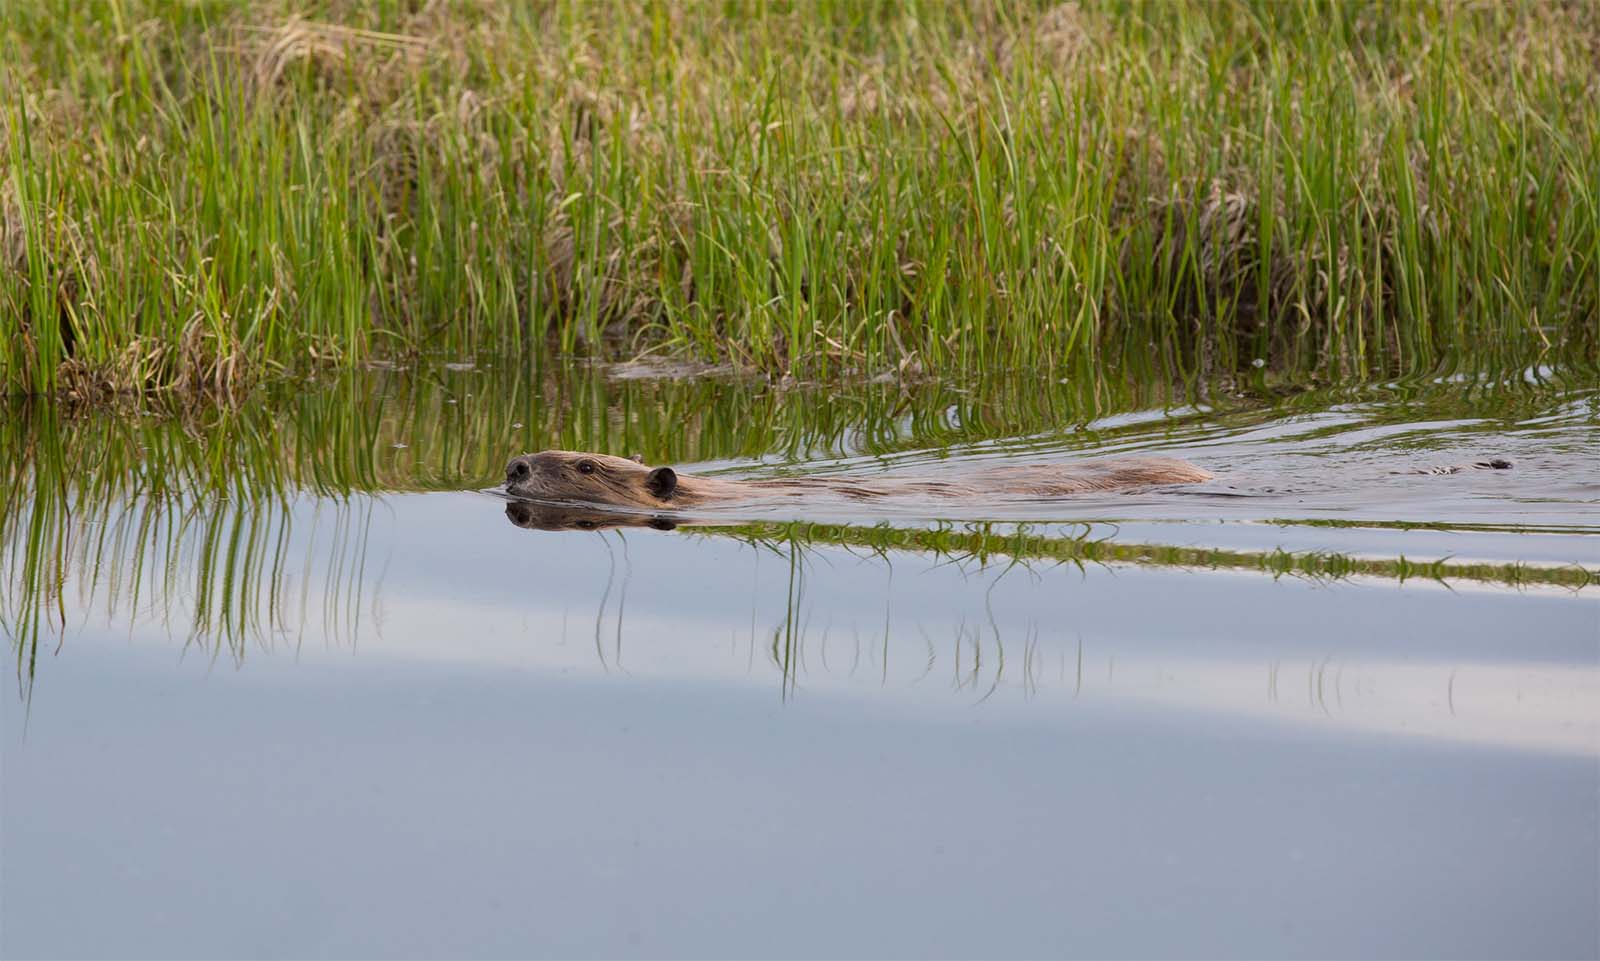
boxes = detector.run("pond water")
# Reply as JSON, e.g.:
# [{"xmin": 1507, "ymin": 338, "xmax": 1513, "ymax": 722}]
[{"xmin": 3, "ymin": 363, "xmax": 1598, "ymax": 959}]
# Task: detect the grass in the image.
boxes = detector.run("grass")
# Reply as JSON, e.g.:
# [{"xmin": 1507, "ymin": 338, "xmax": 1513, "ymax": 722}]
[{"xmin": 2, "ymin": 0, "xmax": 1597, "ymax": 397}]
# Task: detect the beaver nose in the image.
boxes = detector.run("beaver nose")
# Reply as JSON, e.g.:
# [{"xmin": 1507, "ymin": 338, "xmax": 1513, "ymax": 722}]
[{"xmin": 506, "ymin": 460, "xmax": 533, "ymax": 485}]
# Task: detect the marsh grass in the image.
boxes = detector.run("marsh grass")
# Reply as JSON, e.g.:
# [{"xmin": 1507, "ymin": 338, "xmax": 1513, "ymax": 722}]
[{"xmin": 3, "ymin": 0, "xmax": 1596, "ymax": 396}]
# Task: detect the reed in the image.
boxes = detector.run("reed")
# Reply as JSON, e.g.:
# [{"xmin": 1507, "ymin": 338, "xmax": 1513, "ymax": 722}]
[{"xmin": 2, "ymin": 0, "xmax": 1595, "ymax": 397}]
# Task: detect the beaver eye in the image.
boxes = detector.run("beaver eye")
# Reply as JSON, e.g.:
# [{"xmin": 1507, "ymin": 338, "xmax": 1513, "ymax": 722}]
[
  {"xmin": 577, "ymin": 460, "xmax": 596, "ymax": 475},
  {"xmin": 577, "ymin": 520, "xmax": 597, "ymax": 530}
]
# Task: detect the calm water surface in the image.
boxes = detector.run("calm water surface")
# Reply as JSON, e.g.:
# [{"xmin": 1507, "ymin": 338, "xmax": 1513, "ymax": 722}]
[{"xmin": 3, "ymin": 365, "xmax": 1597, "ymax": 959}]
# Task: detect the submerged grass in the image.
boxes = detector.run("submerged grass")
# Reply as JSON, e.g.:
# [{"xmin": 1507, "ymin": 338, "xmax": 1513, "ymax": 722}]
[
  {"xmin": 705, "ymin": 521, "xmax": 1597, "ymax": 590},
  {"xmin": 3, "ymin": 0, "xmax": 1597, "ymax": 396}
]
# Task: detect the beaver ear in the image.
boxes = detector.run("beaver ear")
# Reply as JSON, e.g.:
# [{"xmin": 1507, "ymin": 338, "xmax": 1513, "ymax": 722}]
[
  {"xmin": 630, "ymin": 453, "xmax": 644, "ymax": 464},
  {"xmin": 646, "ymin": 466, "xmax": 677, "ymax": 499}
]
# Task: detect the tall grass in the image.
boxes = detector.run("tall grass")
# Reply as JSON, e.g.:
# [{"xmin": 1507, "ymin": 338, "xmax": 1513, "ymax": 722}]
[{"xmin": 3, "ymin": 0, "xmax": 1598, "ymax": 394}]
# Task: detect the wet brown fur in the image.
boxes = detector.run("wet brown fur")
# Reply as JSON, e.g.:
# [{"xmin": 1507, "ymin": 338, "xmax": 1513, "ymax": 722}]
[{"xmin": 504, "ymin": 449, "xmax": 1214, "ymax": 511}]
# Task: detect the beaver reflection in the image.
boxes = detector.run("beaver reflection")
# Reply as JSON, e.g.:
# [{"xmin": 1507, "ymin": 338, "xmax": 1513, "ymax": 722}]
[{"xmin": 504, "ymin": 500, "xmax": 678, "ymax": 533}]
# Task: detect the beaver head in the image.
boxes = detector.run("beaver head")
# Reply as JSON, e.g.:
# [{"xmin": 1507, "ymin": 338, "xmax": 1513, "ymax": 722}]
[{"xmin": 504, "ymin": 449, "xmax": 680, "ymax": 507}]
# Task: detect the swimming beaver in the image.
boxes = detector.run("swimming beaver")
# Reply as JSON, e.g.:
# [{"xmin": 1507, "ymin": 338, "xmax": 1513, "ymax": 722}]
[{"xmin": 503, "ymin": 449, "xmax": 1214, "ymax": 510}]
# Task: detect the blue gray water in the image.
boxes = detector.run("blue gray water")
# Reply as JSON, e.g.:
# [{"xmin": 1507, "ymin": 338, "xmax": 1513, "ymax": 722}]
[{"xmin": 3, "ymin": 370, "xmax": 1597, "ymax": 959}]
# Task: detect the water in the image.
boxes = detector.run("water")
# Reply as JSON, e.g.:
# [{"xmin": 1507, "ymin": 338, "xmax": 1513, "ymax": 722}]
[{"xmin": 3, "ymin": 364, "xmax": 1598, "ymax": 959}]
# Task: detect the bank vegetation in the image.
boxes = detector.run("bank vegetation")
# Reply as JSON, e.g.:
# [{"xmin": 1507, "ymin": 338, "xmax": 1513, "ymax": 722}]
[{"xmin": 3, "ymin": 0, "xmax": 1597, "ymax": 397}]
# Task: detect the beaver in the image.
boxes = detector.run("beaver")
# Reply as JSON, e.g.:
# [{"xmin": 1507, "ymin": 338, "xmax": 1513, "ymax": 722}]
[{"xmin": 502, "ymin": 449, "xmax": 1215, "ymax": 511}]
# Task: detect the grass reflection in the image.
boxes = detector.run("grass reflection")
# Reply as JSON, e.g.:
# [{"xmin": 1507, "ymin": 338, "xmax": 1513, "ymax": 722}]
[
  {"xmin": 2, "ymin": 362, "xmax": 1169, "ymax": 691},
  {"xmin": 4, "ymin": 362, "xmax": 1595, "ymax": 694},
  {"xmin": 710, "ymin": 521, "xmax": 1596, "ymax": 591}
]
